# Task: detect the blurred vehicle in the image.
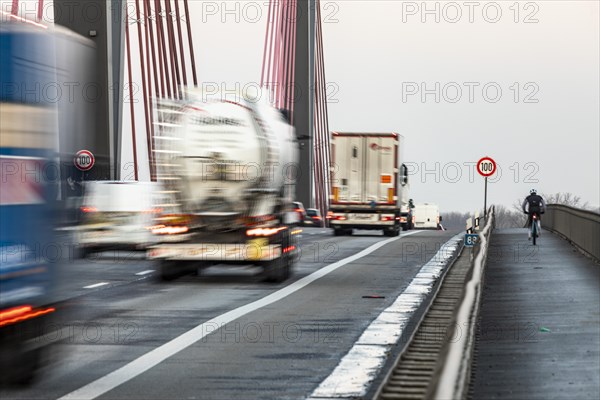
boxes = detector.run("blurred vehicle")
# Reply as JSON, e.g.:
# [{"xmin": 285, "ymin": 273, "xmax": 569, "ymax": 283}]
[
  {"xmin": 304, "ymin": 208, "xmax": 324, "ymax": 227},
  {"xmin": 329, "ymin": 132, "xmax": 411, "ymax": 236},
  {"xmin": 147, "ymin": 89, "xmax": 300, "ymax": 282},
  {"xmin": 293, "ymin": 201, "xmax": 307, "ymax": 226},
  {"xmin": 77, "ymin": 181, "xmax": 158, "ymax": 257},
  {"xmin": 413, "ymin": 203, "xmax": 443, "ymax": 230},
  {"xmin": 0, "ymin": 19, "xmax": 91, "ymax": 384}
]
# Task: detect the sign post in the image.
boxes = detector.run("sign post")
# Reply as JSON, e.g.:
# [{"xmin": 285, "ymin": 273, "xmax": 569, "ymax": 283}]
[{"xmin": 476, "ymin": 156, "xmax": 496, "ymax": 219}]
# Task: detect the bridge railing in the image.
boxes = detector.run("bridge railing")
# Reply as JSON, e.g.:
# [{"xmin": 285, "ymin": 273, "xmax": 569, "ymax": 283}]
[{"xmin": 542, "ymin": 204, "xmax": 600, "ymax": 261}]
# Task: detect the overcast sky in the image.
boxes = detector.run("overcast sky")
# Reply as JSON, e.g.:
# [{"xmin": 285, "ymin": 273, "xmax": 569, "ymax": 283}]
[
  {"xmin": 6, "ymin": 0, "xmax": 599, "ymax": 213},
  {"xmin": 190, "ymin": 0, "xmax": 599, "ymax": 213}
]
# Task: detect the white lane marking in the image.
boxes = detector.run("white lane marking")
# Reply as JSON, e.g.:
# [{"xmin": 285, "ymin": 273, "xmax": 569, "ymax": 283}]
[
  {"xmin": 58, "ymin": 231, "xmax": 422, "ymax": 400},
  {"xmin": 135, "ymin": 270, "xmax": 155, "ymax": 276},
  {"xmin": 83, "ymin": 282, "xmax": 110, "ymax": 289},
  {"xmin": 309, "ymin": 233, "xmax": 463, "ymax": 399}
]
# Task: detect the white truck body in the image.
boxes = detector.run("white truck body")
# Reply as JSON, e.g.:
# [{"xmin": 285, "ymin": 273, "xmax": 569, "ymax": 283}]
[
  {"xmin": 413, "ymin": 203, "xmax": 441, "ymax": 230},
  {"xmin": 147, "ymin": 88, "xmax": 300, "ymax": 282},
  {"xmin": 329, "ymin": 132, "xmax": 410, "ymax": 236}
]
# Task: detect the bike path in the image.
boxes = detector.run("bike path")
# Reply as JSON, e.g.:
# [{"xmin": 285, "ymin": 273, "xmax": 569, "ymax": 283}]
[{"xmin": 470, "ymin": 228, "xmax": 600, "ymax": 399}]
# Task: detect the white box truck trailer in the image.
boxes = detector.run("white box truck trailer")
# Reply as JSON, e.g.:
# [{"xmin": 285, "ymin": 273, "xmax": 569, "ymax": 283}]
[{"xmin": 329, "ymin": 132, "xmax": 411, "ymax": 236}]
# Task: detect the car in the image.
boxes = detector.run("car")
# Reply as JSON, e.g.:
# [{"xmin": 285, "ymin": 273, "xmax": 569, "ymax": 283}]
[
  {"xmin": 304, "ymin": 208, "xmax": 325, "ymax": 227},
  {"xmin": 292, "ymin": 201, "xmax": 307, "ymax": 226}
]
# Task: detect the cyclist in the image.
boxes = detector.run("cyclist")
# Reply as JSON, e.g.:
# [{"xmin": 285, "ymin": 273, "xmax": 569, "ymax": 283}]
[{"xmin": 522, "ymin": 189, "xmax": 546, "ymax": 240}]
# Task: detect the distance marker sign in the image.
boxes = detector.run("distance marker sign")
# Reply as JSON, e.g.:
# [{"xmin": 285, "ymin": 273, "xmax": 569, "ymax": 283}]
[
  {"xmin": 477, "ymin": 156, "xmax": 496, "ymax": 177},
  {"xmin": 74, "ymin": 150, "xmax": 95, "ymax": 171}
]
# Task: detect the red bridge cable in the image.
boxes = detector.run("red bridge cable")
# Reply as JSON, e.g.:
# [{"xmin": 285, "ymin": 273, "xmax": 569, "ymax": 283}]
[
  {"xmin": 163, "ymin": 0, "xmax": 180, "ymax": 98},
  {"xmin": 173, "ymin": 0, "xmax": 188, "ymax": 87},
  {"xmin": 183, "ymin": 0, "xmax": 198, "ymax": 87},
  {"xmin": 134, "ymin": 0, "xmax": 154, "ymax": 179},
  {"xmin": 145, "ymin": 0, "xmax": 162, "ymax": 99},
  {"xmin": 125, "ymin": 14, "xmax": 139, "ymax": 180},
  {"xmin": 155, "ymin": 0, "xmax": 172, "ymax": 98},
  {"xmin": 142, "ymin": 0, "xmax": 157, "ymax": 180}
]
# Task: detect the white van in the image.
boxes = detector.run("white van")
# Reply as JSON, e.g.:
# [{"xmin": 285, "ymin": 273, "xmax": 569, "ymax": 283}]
[
  {"xmin": 77, "ymin": 181, "xmax": 159, "ymax": 256},
  {"xmin": 413, "ymin": 203, "xmax": 442, "ymax": 230}
]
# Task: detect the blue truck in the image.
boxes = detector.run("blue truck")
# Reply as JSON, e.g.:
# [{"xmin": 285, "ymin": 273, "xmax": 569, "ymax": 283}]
[{"xmin": 0, "ymin": 20, "xmax": 62, "ymax": 384}]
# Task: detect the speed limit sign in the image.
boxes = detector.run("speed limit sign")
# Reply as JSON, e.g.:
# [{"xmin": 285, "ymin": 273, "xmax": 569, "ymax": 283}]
[
  {"xmin": 74, "ymin": 150, "xmax": 95, "ymax": 171},
  {"xmin": 477, "ymin": 156, "xmax": 496, "ymax": 177}
]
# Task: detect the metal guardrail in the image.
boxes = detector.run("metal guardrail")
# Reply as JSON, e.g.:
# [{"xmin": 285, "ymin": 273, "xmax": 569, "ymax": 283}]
[
  {"xmin": 542, "ymin": 204, "xmax": 600, "ymax": 262},
  {"xmin": 432, "ymin": 206, "xmax": 495, "ymax": 400}
]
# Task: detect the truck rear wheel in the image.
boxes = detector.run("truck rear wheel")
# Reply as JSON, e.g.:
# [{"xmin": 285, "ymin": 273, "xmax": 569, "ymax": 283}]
[
  {"xmin": 158, "ymin": 260, "xmax": 197, "ymax": 281},
  {"xmin": 384, "ymin": 225, "xmax": 400, "ymax": 237},
  {"xmin": 263, "ymin": 232, "xmax": 293, "ymax": 283},
  {"xmin": 334, "ymin": 228, "xmax": 352, "ymax": 236},
  {"xmin": 263, "ymin": 255, "xmax": 290, "ymax": 283}
]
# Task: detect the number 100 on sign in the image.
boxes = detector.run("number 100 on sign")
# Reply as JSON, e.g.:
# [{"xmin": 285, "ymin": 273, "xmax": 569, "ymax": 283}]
[{"xmin": 477, "ymin": 157, "xmax": 496, "ymax": 177}]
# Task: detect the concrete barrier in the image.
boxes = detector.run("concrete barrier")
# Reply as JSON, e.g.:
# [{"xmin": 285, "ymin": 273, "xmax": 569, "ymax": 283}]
[{"xmin": 542, "ymin": 204, "xmax": 600, "ymax": 262}]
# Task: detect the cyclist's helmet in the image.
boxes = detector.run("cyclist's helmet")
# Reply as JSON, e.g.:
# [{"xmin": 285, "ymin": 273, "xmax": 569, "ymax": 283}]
[{"xmin": 530, "ymin": 189, "xmax": 537, "ymax": 195}]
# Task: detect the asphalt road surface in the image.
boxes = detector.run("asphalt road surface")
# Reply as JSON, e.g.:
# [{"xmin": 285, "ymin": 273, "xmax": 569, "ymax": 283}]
[{"xmin": 1, "ymin": 228, "xmax": 457, "ymax": 400}]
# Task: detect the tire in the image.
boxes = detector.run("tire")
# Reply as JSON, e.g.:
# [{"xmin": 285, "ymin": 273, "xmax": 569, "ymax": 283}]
[
  {"xmin": 75, "ymin": 246, "xmax": 91, "ymax": 259},
  {"xmin": 384, "ymin": 225, "xmax": 400, "ymax": 237},
  {"xmin": 532, "ymin": 231, "xmax": 537, "ymax": 246},
  {"xmin": 334, "ymin": 228, "xmax": 344, "ymax": 236},
  {"xmin": 159, "ymin": 260, "xmax": 177, "ymax": 281},
  {"xmin": 263, "ymin": 231, "xmax": 292, "ymax": 283},
  {"xmin": 2, "ymin": 346, "xmax": 43, "ymax": 386},
  {"xmin": 158, "ymin": 260, "xmax": 195, "ymax": 281},
  {"xmin": 263, "ymin": 255, "xmax": 290, "ymax": 283},
  {"xmin": 15, "ymin": 348, "xmax": 42, "ymax": 385}
]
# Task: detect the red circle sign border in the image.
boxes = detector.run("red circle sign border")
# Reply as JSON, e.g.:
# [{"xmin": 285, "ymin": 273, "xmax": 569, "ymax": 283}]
[
  {"xmin": 477, "ymin": 156, "xmax": 496, "ymax": 177},
  {"xmin": 74, "ymin": 149, "xmax": 95, "ymax": 171}
]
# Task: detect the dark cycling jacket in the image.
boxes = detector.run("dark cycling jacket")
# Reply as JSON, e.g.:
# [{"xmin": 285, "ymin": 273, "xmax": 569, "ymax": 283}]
[{"xmin": 522, "ymin": 194, "xmax": 546, "ymax": 214}]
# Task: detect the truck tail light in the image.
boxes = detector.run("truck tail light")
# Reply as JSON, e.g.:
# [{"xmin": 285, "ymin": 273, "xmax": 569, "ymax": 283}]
[
  {"xmin": 0, "ymin": 305, "xmax": 55, "ymax": 327},
  {"xmin": 381, "ymin": 216, "xmax": 394, "ymax": 222},
  {"xmin": 334, "ymin": 215, "xmax": 347, "ymax": 221},
  {"xmin": 80, "ymin": 206, "xmax": 97, "ymax": 213},
  {"xmin": 149, "ymin": 225, "xmax": 189, "ymax": 235},
  {"xmin": 151, "ymin": 213, "xmax": 193, "ymax": 235},
  {"xmin": 246, "ymin": 227, "xmax": 285, "ymax": 237}
]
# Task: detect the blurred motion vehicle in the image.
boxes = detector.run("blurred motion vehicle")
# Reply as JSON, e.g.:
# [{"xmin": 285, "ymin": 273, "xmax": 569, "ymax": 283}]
[
  {"xmin": 76, "ymin": 181, "xmax": 159, "ymax": 257},
  {"xmin": 304, "ymin": 208, "xmax": 324, "ymax": 227},
  {"xmin": 0, "ymin": 19, "xmax": 83, "ymax": 384},
  {"xmin": 413, "ymin": 203, "xmax": 443, "ymax": 230},
  {"xmin": 293, "ymin": 201, "xmax": 307, "ymax": 226},
  {"xmin": 147, "ymin": 89, "xmax": 300, "ymax": 282},
  {"xmin": 329, "ymin": 132, "xmax": 411, "ymax": 236}
]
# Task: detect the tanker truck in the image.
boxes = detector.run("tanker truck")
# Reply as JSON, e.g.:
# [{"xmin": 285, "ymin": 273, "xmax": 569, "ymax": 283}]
[{"xmin": 147, "ymin": 89, "xmax": 300, "ymax": 282}]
